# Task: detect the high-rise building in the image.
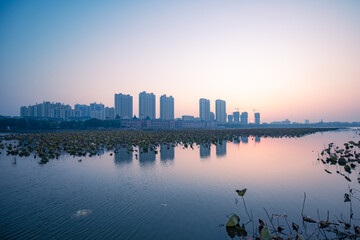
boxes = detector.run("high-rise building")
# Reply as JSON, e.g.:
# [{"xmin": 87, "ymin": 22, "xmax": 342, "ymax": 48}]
[
  {"xmin": 160, "ymin": 95, "xmax": 174, "ymax": 120},
  {"xmin": 228, "ymin": 115, "xmax": 233, "ymax": 123},
  {"xmin": 75, "ymin": 104, "xmax": 90, "ymax": 118},
  {"xmin": 70, "ymin": 109, "xmax": 82, "ymax": 118},
  {"xmin": 90, "ymin": 103, "xmax": 105, "ymax": 120},
  {"xmin": 20, "ymin": 106, "xmax": 28, "ymax": 117},
  {"xmin": 199, "ymin": 98, "xmax": 210, "ymax": 121},
  {"xmin": 90, "ymin": 102, "xmax": 104, "ymax": 112},
  {"xmin": 241, "ymin": 112, "xmax": 248, "ymax": 125},
  {"xmin": 254, "ymin": 112, "xmax": 260, "ymax": 125},
  {"xmin": 114, "ymin": 93, "xmax": 133, "ymax": 119},
  {"xmin": 233, "ymin": 112, "xmax": 240, "ymax": 123},
  {"xmin": 105, "ymin": 107, "xmax": 115, "ymax": 120},
  {"xmin": 139, "ymin": 91, "xmax": 156, "ymax": 119},
  {"xmin": 210, "ymin": 112, "xmax": 215, "ymax": 121},
  {"xmin": 215, "ymin": 99, "xmax": 226, "ymax": 123}
]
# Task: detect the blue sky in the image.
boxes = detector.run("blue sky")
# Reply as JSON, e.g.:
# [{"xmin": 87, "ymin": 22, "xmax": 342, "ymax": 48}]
[{"xmin": 1, "ymin": 0, "xmax": 360, "ymax": 122}]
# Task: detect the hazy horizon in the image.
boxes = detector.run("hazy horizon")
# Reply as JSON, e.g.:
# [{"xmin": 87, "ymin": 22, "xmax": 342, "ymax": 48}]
[{"xmin": 1, "ymin": 0, "xmax": 359, "ymax": 123}]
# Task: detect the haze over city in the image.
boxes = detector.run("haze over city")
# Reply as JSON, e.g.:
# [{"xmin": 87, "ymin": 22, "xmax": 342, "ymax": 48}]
[{"xmin": 1, "ymin": 0, "xmax": 359, "ymax": 122}]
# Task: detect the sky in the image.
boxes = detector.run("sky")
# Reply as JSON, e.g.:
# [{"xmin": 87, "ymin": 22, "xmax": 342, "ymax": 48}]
[{"xmin": 0, "ymin": 0, "xmax": 359, "ymax": 123}]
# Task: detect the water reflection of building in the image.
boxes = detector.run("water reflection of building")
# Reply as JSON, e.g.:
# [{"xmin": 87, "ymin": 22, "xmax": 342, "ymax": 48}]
[
  {"xmin": 241, "ymin": 136, "xmax": 248, "ymax": 143},
  {"xmin": 255, "ymin": 136, "xmax": 260, "ymax": 143},
  {"xmin": 233, "ymin": 136, "xmax": 240, "ymax": 144},
  {"xmin": 160, "ymin": 145, "xmax": 174, "ymax": 161},
  {"xmin": 200, "ymin": 144, "xmax": 211, "ymax": 159},
  {"xmin": 139, "ymin": 150, "xmax": 156, "ymax": 165},
  {"xmin": 216, "ymin": 141, "xmax": 227, "ymax": 157},
  {"xmin": 114, "ymin": 148, "xmax": 133, "ymax": 165}
]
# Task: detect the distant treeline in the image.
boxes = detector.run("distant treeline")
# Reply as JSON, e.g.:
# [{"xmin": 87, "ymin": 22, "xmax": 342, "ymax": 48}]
[
  {"xmin": 0, "ymin": 116, "xmax": 359, "ymax": 132},
  {"xmin": 0, "ymin": 117, "xmax": 122, "ymax": 131}
]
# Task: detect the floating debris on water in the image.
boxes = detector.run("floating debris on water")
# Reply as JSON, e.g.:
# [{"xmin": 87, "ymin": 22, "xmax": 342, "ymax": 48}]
[{"xmin": 71, "ymin": 209, "xmax": 92, "ymax": 219}]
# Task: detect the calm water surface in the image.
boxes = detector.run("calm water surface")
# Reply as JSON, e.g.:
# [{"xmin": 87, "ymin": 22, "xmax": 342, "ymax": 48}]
[{"xmin": 1, "ymin": 129, "xmax": 360, "ymax": 239}]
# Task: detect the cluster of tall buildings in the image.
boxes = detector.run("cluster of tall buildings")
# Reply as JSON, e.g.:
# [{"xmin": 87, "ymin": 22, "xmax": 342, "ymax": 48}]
[
  {"xmin": 199, "ymin": 98, "xmax": 260, "ymax": 124},
  {"xmin": 20, "ymin": 101, "xmax": 115, "ymax": 120},
  {"xmin": 20, "ymin": 102, "xmax": 73, "ymax": 120},
  {"xmin": 20, "ymin": 91, "xmax": 175, "ymax": 121},
  {"xmin": 19, "ymin": 93, "xmax": 260, "ymax": 125},
  {"xmin": 74, "ymin": 103, "xmax": 115, "ymax": 120},
  {"xmin": 115, "ymin": 91, "xmax": 174, "ymax": 120}
]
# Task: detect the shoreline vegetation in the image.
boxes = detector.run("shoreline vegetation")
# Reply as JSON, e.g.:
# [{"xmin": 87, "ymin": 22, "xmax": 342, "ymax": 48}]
[
  {"xmin": 225, "ymin": 189, "xmax": 360, "ymax": 240},
  {"xmin": 0, "ymin": 128, "xmax": 337, "ymax": 164}
]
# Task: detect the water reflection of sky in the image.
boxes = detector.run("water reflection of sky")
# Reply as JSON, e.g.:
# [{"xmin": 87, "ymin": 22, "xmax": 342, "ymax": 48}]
[{"xmin": 1, "ymin": 129, "xmax": 359, "ymax": 239}]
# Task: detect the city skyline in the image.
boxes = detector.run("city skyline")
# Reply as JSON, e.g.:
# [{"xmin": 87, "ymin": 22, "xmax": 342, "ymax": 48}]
[
  {"xmin": 15, "ymin": 92, "xmax": 360, "ymax": 124},
  {"xmin": 19, "ymin": 96, "xmax": 261, "ymax": 123},
  {"xmin": 1, "ymin": 1, "xmax": 360, "ymax": 122}
]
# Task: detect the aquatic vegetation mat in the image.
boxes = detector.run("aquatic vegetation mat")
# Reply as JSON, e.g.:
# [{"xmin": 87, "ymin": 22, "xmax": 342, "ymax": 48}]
[{"xmin": 0, "ymin": 128, "xmax": 336, "ymax": 164}]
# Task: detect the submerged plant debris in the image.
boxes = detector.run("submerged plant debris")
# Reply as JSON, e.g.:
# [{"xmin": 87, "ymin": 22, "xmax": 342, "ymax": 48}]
[{"xmin": 0, "ymin": 128, "xmax": 335, "ymax": 164}]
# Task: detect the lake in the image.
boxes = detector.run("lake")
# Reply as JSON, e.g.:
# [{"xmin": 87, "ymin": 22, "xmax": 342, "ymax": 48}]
[{"xmin": 1, "ymin": 128, "xmax": 359, "ymax": 239}]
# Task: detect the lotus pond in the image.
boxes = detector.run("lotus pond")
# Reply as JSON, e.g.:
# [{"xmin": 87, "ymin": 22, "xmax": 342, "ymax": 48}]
[{"xmin": 0, "ymin": 128, "xmax": 360, "ymax": 239}]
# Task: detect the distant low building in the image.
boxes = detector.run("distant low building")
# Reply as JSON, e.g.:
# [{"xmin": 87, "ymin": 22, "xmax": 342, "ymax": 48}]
[
  {"xmin": 182, "ymin": 115, "xmax": 195, "ymax": 121},
  {"xmin": 282, "ymin": 119, "xmax": 291, "ymax": 125}
]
